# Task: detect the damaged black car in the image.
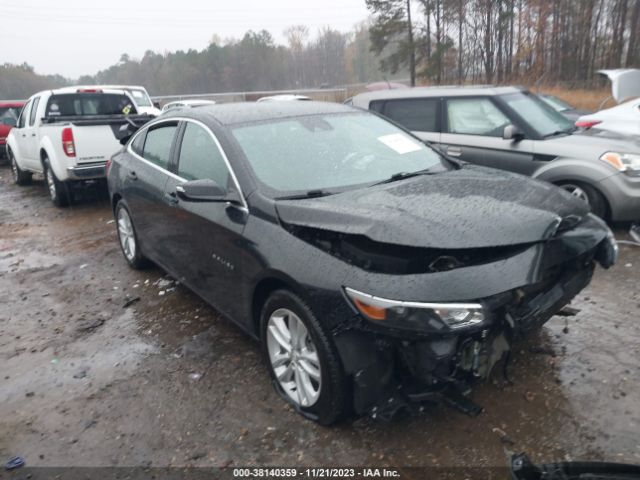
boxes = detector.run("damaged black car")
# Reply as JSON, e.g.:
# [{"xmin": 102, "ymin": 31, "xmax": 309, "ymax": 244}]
[{"xmin": 107, "ymin": 102, "xmax": 617, "ymax": 424}]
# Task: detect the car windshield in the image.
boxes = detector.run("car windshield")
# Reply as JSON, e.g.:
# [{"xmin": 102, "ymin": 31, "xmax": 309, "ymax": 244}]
[
  {"xmin": 231, "ymin": 112, "xmax": 448, "ymax": 195},
  {"xmin": 540, "ymin": 95, "xmax": 572, "ymax": 112},
  {"xmin": 127, "ymin": 89, "xmax": 153, "ymax": 107},
  {"xmin": 500, "ymin": 92, "xmax": 574, "ymax": 137}
]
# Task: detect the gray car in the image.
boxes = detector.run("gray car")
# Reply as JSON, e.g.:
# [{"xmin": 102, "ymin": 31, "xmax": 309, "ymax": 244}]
[{"xmin": 352, "ymin": 86, "xmax": 640, "ymax": 221}]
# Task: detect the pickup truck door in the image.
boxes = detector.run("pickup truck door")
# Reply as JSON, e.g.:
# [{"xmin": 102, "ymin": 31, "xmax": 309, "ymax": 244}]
[
  {"xmin": 12, "ymin": 99, "xmax": 35, "ymax": 169},
  {"xmin": 162, "ymin": 121, "xmax": 249, "ymax": 324},
  {"xmin": 441, "ymin": 96, "xmax": 535, "ymax": 171},
  {"xmin": 23, "ymin": 96, "xmax": 42, "ymax": 167}
]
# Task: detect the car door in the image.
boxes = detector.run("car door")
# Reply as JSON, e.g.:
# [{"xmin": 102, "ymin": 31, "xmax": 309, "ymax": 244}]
[
  {"xmin": 441, "ymin": 96, "xmax": 535, "ymax": 172},
  {"xmin": 23, "ymin": 96, "xmax": 41, "ymax": 165},
  {"xmin": 163, "ymin": 120, "xmax": 249, "ymax": 321},
  {"xmin": 371, "ymin": 98, "xmax": 441, "ymax": 145},
  {"xmin": 12, "ymin": 99, "xmax": 33, "ymax": 168},
  {"xmin": 123, "ymin": 120, "xmax": 180, "ymax": 262}
]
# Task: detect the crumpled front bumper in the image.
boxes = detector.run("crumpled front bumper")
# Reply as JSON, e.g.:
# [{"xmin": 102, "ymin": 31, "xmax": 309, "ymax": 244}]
[{"xmin": 333, "ymin": 230, "xmax": 616, "ymax": 418}]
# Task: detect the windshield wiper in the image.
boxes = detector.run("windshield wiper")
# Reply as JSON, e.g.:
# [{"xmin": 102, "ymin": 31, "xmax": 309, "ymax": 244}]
[
  {"xmin": 544, "ymin": 127, "xmax": 575, "ymax": 138},
  {"xmin": 276, "ymin": 189, "xmax": 334, "ymax": 200},
  {"xmin": 370, "ymin": 168, "xmax": 433, "ymax": 187}
]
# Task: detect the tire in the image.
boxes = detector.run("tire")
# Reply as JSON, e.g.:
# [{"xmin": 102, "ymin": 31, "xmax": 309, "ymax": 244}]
[
  {"xmin": 9, "ymin": 149, "xmax": 32, "ymax": 186},
  {"xmin": 43, "ymin": 158, "xmax": 71, "ymax": 207},
  {"xmin": 115, "ymin": 201, "xmax": 150, "ymax": 270},
  {"xmin": 260, "ymin": 289, "xmax": 348, "ymax": 425},
  {"xmin": 558, "ymin": 181, "xmax": 607, "ymax": 219}
]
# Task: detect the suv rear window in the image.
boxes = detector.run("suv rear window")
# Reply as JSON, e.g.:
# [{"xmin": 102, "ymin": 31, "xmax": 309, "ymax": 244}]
[
  {"xmin": 45, "ymin": 94, "xmax": 138, "ymax": 117},
  {"xmin": 379, "ymin": 99, "xmax": 439, "ymax": 132},
  {"xmin": 0, "ymin": 106, "xmax": 23, "ymax": 122}
]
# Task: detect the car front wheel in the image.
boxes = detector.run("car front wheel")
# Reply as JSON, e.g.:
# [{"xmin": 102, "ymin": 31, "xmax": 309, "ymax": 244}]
[
  {"xmin": 9, "ymin": 150, "xmax": 32, "ymax": 186},
  {"xmin": 558, "ymin": 181, "xmax": 607, "ymax": 219},
  {"xmin": 261, "ymin": 290, "xmax": 348, "ymax": 425}
]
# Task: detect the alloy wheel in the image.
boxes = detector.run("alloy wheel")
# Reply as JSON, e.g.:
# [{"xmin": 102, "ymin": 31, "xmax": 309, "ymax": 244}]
[
  {"xmin": 266, "ymin": 308, "xmax": 322, "ymax": 407},
  {"xmin": 560, "ymin": 184, "xmax": 589, "ymax": 205},
  {"xmin": 117, "ymin": 208, "xmax": 137, "ymax": 261},
  {"xmin": 46, "ymin": 168, "xmax": 57, "ymax": 201},
  {"xmin": 10, "ymin": 155, "xmax": 18, "ymax": 183}
]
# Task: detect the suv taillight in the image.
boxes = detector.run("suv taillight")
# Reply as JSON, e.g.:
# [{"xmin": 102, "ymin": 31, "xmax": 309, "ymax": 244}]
[{"xmin": 62, "ymin": 127, "xmax": 75, "ymax": 157}]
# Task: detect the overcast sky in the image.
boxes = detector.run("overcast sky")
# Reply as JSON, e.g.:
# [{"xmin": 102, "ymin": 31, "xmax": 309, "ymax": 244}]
[{"xmin": 1, "ymin": 0, "xmax": 370, "ymax": 78}]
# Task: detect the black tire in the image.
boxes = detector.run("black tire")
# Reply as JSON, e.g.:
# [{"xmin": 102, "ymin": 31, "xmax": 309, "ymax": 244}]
[
  {"xmin": 43, "ymin": 158, "xmax": 71, "ymax": 207},
  {"xmin": 558, "ymin": 181, "xmax": 607, "ymax": 219},
  {"xmin": 114, "ymin": 201, "xmax": 150, "ymax": 269},
  {"xmin": 9, "ymin": 149, "xmax": 32, "ymax": 186},
  {"xmin": 260, "ymin": 289, "xmax": 349, "ymax": 425}
]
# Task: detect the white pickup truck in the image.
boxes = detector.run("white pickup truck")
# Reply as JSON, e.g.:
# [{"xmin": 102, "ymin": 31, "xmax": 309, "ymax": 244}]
[{"xmin": 6, "ymin": 87, "xmax": 153, "ymax": 206}]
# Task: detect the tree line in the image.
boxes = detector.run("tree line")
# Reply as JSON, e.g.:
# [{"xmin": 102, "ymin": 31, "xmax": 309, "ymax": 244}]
[
  {"xmin": 367, "ymin": 0, "xmax": 640, "ymax": 86},
  {"xmin": 1, "ymin": 0, "xmax": 638, "ymax": 100}
]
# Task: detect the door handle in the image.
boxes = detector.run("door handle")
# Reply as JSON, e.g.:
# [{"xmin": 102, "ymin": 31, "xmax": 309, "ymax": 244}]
[
  {"xmin": 164, "ymin": 191, "xmax": 178, "ymax": 206},
  {"xmin": 127, "ymin": 170, "xmax": 138, "ymax": 181},
  {"xmin": 446, "ymin": 147, "xmax": 462, "ymax": 157},
  {"xmin": 31, "ymin": 133, "xmax": 36, "ymax": 137},
  {"xmin": 21, "ymin": 134, "xmax": 26, "ymax": 138}
]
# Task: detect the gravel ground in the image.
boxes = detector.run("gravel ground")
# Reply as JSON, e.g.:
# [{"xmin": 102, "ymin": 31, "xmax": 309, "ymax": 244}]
[{"xmin": 0, "ymin": 165, "xmax": 638, "ymax": 470}]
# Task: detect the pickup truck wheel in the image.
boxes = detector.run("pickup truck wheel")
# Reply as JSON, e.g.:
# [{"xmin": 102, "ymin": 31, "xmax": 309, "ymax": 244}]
[
  {"xmin": 115, "ymin": 202, "xmax": 150, "ymax": 269},
  {"xmin": 260, "ymin": 290, "xmax": 349, "ymax": 425},
  {"xmin": 9, "ymin": 150, "xmax": 32, "ymax": 186},
  {"xmin": 558, "ymin": 182, "xmax": 607, "ymax": 219},
  {"xmin": 43, "ymin": 160, "xmax": 71, "ymax": 207}
]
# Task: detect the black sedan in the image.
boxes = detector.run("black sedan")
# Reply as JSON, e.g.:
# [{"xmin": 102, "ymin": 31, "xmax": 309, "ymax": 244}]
[{"xmin": 107, "ymin": 102, "xmax": 617, "ymax": 424}]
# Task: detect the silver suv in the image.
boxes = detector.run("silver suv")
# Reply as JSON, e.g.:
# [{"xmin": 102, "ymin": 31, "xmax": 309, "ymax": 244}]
[{"xmin": 351, "ymin": 86, "xmax": 640, "ymax": 221}]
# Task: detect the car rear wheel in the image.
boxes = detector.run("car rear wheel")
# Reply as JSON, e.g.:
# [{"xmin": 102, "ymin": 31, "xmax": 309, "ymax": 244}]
[
  {"xmin": 558, "ymin": 182, "xmax": 607, "ymax": 219},
  {"xmin": 260, "ymin": 290, "xmax": 348, "ymax": 425},
  {"xmin": 115, "ymin": 202, "xmax": 149, "ymax": 269},
  {"xmin": 9, "ymin": 150, "xmax": 32, "ymax": 186},
  {"xmin": 43, "ymin": 159, "xmax": 70, "ymax": 207}
]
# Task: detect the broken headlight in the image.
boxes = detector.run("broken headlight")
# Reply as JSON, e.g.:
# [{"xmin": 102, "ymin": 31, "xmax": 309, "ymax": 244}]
[{"xmin": 344, "ymin": 287, "xmax": 485, "ymax": 333}]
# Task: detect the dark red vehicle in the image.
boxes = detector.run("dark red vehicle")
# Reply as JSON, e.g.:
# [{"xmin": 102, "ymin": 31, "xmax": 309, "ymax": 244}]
[{"xmin": 0, "ymin": 101, "xmax": 25, "ymax": 158}]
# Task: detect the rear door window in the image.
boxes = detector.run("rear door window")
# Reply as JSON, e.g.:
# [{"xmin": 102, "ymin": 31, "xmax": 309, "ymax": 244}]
[
  {"xmin": 381, "ymin": 99, "xmax": 439, "ymax": 132},
  {"xmin": 177, "ymin": 123, "xmax": 230, "ymax": 188},
  {"xmin": 45, "ymin": 93, "xmax": 138, "ymax": 117},
  {"xmin": 142, "ymin": 123, "xmax": 178, "ymax": 170},
  {"xmin": 446, "ymin": 97, "xmax": 510, "ymax": 137}
]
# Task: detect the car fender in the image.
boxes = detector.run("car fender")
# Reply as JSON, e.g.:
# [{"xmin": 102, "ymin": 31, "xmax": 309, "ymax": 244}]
[
  {"xmin": 5, "ymin": 132, "xmax": 24, "ymax": 167},
  {"xmin": 533, "ymin": 158, "xmax": 616, "ymax": 206},
  {"xmin": 38, "ymin": 136, "xmax": 64, "ymax": 179}
]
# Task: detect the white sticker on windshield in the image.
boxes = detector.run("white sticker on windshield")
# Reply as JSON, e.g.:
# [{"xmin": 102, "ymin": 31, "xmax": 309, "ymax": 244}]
[{"xmin": 377, "ymin": 133, "xmax": 422, "ymax": 154}]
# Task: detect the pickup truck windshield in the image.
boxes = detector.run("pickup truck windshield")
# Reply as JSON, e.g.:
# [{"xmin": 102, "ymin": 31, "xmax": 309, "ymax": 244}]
[
  {"xmin": 45, "ymin": 94, "xmax": 138, "ymax": 117},
  {"xmin": 127, "ymin": 89, "xmax": 152, "ymax": 107},
  {"xmin": 500, "ymin": 92, "xmax": 574, "ymax": 138}
]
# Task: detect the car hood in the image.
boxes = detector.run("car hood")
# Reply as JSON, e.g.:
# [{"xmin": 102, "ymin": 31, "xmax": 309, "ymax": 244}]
[
  {"xmin": 275, "ymin": 166, "xmax": 589, "ymax": 249},
  {"xmin": 543, "ymin": 127, "xmax": 640, "ymax": 152}
]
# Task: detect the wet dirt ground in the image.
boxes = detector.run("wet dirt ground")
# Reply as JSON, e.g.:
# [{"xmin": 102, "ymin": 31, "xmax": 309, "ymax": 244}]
[{"xmin": 0, "ymin": 164, "xmax": 638, "ymax": 470}]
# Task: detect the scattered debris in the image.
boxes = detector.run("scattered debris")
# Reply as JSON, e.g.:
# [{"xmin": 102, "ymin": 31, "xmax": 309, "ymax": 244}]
[
  {"xmin": 25, "ymin": 392, "xmax": 35, "ymax": 397},
  {"xmin": 4, "ymin": 456, "xmax": 25, "ymax": 471},
  {"xmin": 492, "ymin": 427, "xmax": 515, "ymax": 446},
  {"xmin": 77, "ymin": 318, "xmax": 105, "ymax": 333},
  {"xmin": 557, "ymin": 306, "xmax": 580, "ymax": 317},
  {"xmin": 106, "ymin": 219, "xmax": 115, "ymax": 225},
  {"xmin": 50, "ymin": 358, "xmax": 59, "ymax": 365},
  {"xmin": 158, "ymin": 291, "xmax": 166, "ymax": 296},
  {"xmin": 73, "ymin": 369, "xmax": 87, "ymax": 379},
  {"xmin": 123, "ymin": 296, "xmax": 140, "ymax": 308},
  {"xmin": 79, "ymin": 264, "xmax": 88, "ymax": 269},
  {"xmin": 188, "ymin": 372, "xmax": 203, "ymax": 381},
  {"xmin": 524, "ymin": 391, "xmax": 536, "ymax": 402}
]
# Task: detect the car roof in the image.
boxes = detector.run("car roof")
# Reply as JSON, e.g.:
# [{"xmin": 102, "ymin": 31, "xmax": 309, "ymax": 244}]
[
  {"xmin": 0, "ymin": 101, "xmax": 25, "ymax": 107},
  {"xmin": 161, "ymin": 101, "xmax": 357, "ymax": 126},
  {"xmin": 351, "ymin": 85, "xmax": 526, "ymax": 105}
]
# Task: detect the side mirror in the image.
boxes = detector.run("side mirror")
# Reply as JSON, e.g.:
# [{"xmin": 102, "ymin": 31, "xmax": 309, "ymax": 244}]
[
  {"xmin": 503, "ymin": 125, "xmax": 524, "ymax": 142},
  {"xmin": 1, "ymin": 117, "xmax": 17, "ymax": 127},
  {"xmin": 176, "ymin": 179, "xmax": 240, "ymax": 203}
]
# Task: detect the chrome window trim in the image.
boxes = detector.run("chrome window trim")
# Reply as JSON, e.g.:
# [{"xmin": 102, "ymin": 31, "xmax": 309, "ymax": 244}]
[{"xmin": 127, "ymin": 116, "xmax": 249, "ymax": 211}]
